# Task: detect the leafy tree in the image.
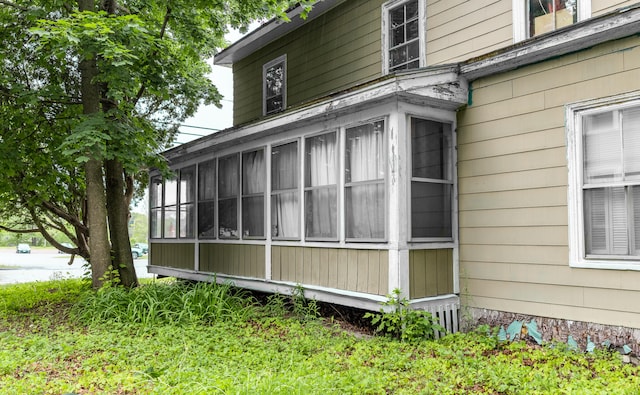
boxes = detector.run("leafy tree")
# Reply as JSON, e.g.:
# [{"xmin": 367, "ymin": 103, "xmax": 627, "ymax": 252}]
[{"xmin": 0, "ymin": 0, "xmax": 314, "ymax": 288}]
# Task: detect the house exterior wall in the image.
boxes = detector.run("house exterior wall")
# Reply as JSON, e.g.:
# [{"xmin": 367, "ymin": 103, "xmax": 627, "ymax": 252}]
[
  {"xmin": 200, "ymin": 244, "xmax": 265, "ymax": 278},
  {"xmin": 426, "ymin": 0, "xmax": 512, "ymax": 65},
  {"xmin": 457, "ymin": 35, "xmax": 640, "ymax": 328},
  {"xmin": 232, "ymin": 0, "xmax": 517, "ymax": 126},
  {"xmin": 271, "ymin": 246, "xmax": 389, "ymax": 295},
  {"xmin": 593, "ymin": 0, "xmax": 637, "ymax": 15},
  {"xmin": 409, "ymin": 249, "xmax": 453, "ymax": 298},
  {"xmin": 232, "ymin": 0, "xmax": 384, "ymax": 125},
  {"xmin": 151, "ymin": 243, "xmax": 195, "ymax": 270}
]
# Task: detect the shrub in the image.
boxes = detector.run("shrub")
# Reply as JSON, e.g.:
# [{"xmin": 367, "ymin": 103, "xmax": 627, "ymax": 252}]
[{"xmin": 364, "ymin": 288, "xmax": 445, "ymax": 342}]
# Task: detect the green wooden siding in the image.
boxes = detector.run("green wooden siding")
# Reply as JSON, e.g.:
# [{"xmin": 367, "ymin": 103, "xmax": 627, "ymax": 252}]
[
  {"xmin": 233, "ymin": 0, "xmax": 384, "ymax": 125},
  {"xmin": 271, "ymin": 246, "xmax": 388, "ymax": 295},
  {"xmin": 409, "ymin": 249, "xmax": 454, "ymax": 298},
  {"xmin": 150, "ymin": 243, "xmax": 195, "ymax": 270},
  {"xmin": 199, "ymin": 244, "xmax": 266, "ymax": 278}
]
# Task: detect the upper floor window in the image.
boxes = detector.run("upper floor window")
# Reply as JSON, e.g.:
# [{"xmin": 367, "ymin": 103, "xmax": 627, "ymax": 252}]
[
  {"xmin": 382, "ymin": 0, "xmax": 425, "ymax": 74},
  {"xmin": 513, "ymin": 0, "xmax": 590, "ymax": 41},
  {"xmin": 410, "ymin": 117, "xmax": 453, "ymax": 240},
  {"xmin": 263, "ymin": 55, "xmax": 286, "ymax": 116},
  {"xmin": 568, "ymin": 96, "xmax": 640, "ymax": 269}
]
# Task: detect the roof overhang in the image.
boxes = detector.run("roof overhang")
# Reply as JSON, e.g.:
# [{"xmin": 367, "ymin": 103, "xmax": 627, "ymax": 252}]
[
  {"xmin": 462, "ymin": 4, "xmax": 640, "ymax": 80},
  {"xmin": 214, "ymin": 0, "xmax": 343, "ymax": 66},
  {"xmin": 163, "ymin": 66, "xmax": 468, "ymax": 164}
]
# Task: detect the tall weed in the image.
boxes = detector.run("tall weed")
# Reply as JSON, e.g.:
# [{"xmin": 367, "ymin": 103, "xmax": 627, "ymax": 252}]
[{"xmin": 72, "ymin": 280, "xmax": 256, "ymax": 326}]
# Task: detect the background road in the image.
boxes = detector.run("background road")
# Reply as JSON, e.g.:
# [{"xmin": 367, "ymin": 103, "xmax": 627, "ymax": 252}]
[{"xmin": 0, "ymin": 247, "xmax": 153, "ymax": 285}]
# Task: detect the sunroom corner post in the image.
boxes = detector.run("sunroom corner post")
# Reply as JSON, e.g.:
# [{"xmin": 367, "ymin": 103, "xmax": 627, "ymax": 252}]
[{"xmin": 387, "ymin": 104, "xmax": 411, "ymax": 299}]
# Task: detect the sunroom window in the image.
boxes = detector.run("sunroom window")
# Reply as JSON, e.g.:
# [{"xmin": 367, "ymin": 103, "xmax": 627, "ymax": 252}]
[
  {"xmin": 345, "ymin": 121, "xmax": 385, "ymax": 240},
  {"xmin": 150, "ymin": 176, "xmax": 162, "ymax": 239},
  {"xmin": 198, "ymin": 159, "xmax": 216, "ymax": 239},
  {"xmin": 242, "ymin": 149, "xmax": 266, "ymax": 238},
  {"xmin": 580, "ymin": 106, "xmax": 640, "ymax": 257},
  {"xmin": 272, "ymin": 141, "xmax": 299, "ymax": 239},
  {"xmin": 163, "ymin": 176, "xmax": 178, "ymax": 238},
  {"xmin": 179, "ymin": 166, "xmax": 195, "ymax": 239},
  {"xmin": 410, "ymin": 118, "xmax": 453, "ymax": 239},
  {"xmin": 305, "ymin": 132, "xmax": 338, "ymax": 239},
  {"xmin": 218, "ymin": 153, "xmax": 239, "ymax": 239}
]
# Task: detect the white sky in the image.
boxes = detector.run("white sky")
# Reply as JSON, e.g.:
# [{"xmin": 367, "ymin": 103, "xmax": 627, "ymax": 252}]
[{"xmin": 173, "ymin": 27, "xmax": 257, "ymax": 146}]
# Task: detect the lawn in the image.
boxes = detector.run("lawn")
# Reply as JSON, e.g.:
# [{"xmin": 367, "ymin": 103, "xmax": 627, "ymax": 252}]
[{"xmin": 0, "ymin": 279, "xmax": 639, "ymax": 394}]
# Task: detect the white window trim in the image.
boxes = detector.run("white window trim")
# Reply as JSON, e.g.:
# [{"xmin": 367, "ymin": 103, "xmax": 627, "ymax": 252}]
[
  {"xmin": 262, "ymin": 54, "xmax": 287, "ymax": 116},
  {"xmin": 567, "ymin": 92, "xmax": 640, "ymax": 271},
  {"xmin": 381, "ymin": 0, "xmax": 427, "ymax": 75},
  {"xmin": 513, "ymin": 0, "xmax": 591, "ymax": 43},
  {"xmin": 407, "ymin": 114, "xmax": 456, "ymax": 243}
]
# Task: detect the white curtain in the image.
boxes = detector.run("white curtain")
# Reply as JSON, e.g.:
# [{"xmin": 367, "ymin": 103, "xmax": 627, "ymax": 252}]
[
  {"xmin": 346, "ymin": 121, "xmax": 385, "ymax": 239},
  {"xmin": 306, "ymin": 132, "xmax": 337, "ymax": 238},
  {"xmin": 272, "ymin": 142, "xmax": 299, "ymax": 238}
]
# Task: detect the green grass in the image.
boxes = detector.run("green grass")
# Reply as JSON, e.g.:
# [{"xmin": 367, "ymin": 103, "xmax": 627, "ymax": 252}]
[{"xmin": 1, "ymin": 279, "xmax": 639, "ymax": 394}]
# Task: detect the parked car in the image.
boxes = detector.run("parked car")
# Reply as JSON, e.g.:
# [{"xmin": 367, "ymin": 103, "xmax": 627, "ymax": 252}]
[
  {"xmin": 133, "ymin": 243, "xmax": 148, "ymax": 254},
  {"xmin": 16, "ymin": 243, "xmax": 31, "ymax": 254},
  {"xmin": 131, "ymin": 245, "xmax": 145, "ymax": 259}
]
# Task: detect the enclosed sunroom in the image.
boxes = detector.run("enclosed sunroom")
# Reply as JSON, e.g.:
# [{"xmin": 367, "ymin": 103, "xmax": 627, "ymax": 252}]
[{"xmin": 148, "ymin": 66, "xmax": 466, "ymax": 330}]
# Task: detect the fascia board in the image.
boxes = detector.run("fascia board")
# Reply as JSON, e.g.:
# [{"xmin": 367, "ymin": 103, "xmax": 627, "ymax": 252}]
[
  {"xmin": 462, "ymin": 4, "xmax": 640, "ymax": 80},
  {"xmin": 214, "ymin": 0, "xmax": 342, "ymax": 66}
]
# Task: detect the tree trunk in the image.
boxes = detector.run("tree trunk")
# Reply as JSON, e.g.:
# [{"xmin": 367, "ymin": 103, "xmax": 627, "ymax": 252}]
[
  {"xmin": 79, "ymin": 0, "xmax": 112, "ymax": 288},
  {"xmin": 105, "ymin": 158, "xmax": 138, "ymax": 288}
]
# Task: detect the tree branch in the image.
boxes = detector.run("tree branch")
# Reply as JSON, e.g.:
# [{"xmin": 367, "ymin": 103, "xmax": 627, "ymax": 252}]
[
  {"xmin": 133, "ymin": 6, "xmax": 171, "ymax": 106},
  {"xmin": 0, "ymin": 0, "xmax": 29, "ymax": 12},
  {"xmin": 0, "ymin": 224, "xmax": 39, "ymax": 234}
]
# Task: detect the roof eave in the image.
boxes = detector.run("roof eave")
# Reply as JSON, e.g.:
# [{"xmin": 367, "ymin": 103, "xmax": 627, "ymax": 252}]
[
  {"xmin": 214, "ymin": 0, "xmax": 342, "ymax": 66},
  {"xmin": 462, "ymin": 4, "xmax": 640, "ymax": 80}
]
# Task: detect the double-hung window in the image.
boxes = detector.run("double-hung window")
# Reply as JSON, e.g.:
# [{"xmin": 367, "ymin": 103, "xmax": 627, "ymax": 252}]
[
  {"xmin": 513, "ymin": 0, "xmax": 590, "ymax": 41},
  {"xmin": 218, "ymin": 153, "xmax": 239, "ymax": 239},
  {"xmin": 242, "ymin": 149, "xmax": 266, "ymax": 238},
  {"xmin": 410, "ymin": 117, "xmax": 453, "ymax": 239},
  {"xmin": 263, "ymin": 55, "xmax": 286, "ymax": 116},
  {"xmin": 382, "ymin": 0, "xmax": 425, "ymax": 74},
  {"xmin": 179, "ymin": 166, "xmax": 195, "ymax": 238},
  {"xmin": 272, "ymin": 141, "xmax": 299, "ymax": 239},
  {"xmin": 345, "ymin": 120, "xmax": 386, "ymax": 240},
  {"xmin": 568, "ymin": 97, "xmax": 640, "ymax": 267},
  {"xmin": 198, "ymin": 159, "xmax": 216, "ymax": 239},
  {"xmin": 305, "ymin": 132, "xmax": 338, "ymax": 239}
]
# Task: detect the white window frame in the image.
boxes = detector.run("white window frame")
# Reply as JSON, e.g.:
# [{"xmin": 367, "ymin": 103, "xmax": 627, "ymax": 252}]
[
  {"xmin": 263, "ymin": 55, "xmax": 287, "ymax": 116},
  {"xmin": 271, "ymin": 139, "xmax": 301, "ymax": 241},
  {"xmin": 567, "ymin": 92, "xmax": 640, "ymax": 270},
  {"xmin": 344, "ymin": 118, "xmax": 388, "ymax": 242},
  {"xmin": 241, "ymin": 147, "xmax": 267, "ymax": 240},
  {"xmin": 381, "ymin": 0, "xmax": 427, "ymax": 75},
  {"xmin": 512, "ymin": 0, "xmax": 590, "ymax": 42},
  {"xmin": 408, "ymin": 115, "xmax": 455, "ymax": 243}
]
